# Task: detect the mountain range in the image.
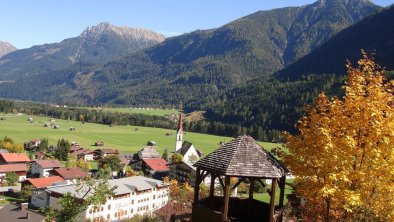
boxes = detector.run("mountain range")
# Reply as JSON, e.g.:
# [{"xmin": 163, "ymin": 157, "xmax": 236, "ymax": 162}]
[
  {"xmin": 0, "ymin": 0, "xmax": 391, "ymax": 141},
  {"xmin": 0, "ymin": 22, "xmax": 165, "ymax": 81}
]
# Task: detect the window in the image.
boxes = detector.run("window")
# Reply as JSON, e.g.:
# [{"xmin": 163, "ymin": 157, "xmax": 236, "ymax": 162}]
[
  {"xmin": 153, "ymin": 195, "xmax": 156, "ymax": 199},
  {"xmin": 115, "ymin": 213, "xmax": 117, "ymax": 217},
  {"xmin": 108, "ymin": 205, "xmax": 111, "ymax": 210},
  {"xmin": 131, "ymin": 209, "xmax": 133, "ymax": 213},
  {"xmin": 131, "ymin": 200, "xmax": 134, "ymax": 204},
  {"xmin": 107, "ymin": 214, "xmax": 110, "ymax": 220}
]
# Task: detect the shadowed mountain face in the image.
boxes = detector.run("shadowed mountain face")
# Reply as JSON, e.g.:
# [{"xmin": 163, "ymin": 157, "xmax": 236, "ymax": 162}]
[
  {"xmin": 0, "ymin": 0, "xmax": 381, "ymax": 109},
  {"xmin": 205, "ymin": 5, "xmax": 394, "ymax": 140},
  {"xmin": 0, "ymin": 22, "xmax": 165, "ymax": 81},
  {"xmin": 0, "ymin": 41, "xmax": 17, "ymax": 58}
]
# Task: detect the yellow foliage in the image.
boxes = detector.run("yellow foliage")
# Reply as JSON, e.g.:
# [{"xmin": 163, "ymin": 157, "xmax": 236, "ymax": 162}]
[{"xmin": 281, "ymin": 51, "xmax": 394, "ymax": 221}]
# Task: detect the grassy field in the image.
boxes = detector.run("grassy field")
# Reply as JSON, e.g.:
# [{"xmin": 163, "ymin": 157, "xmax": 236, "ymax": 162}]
[
  {"xmin": 79, "ymin": 107, "xmax": 178, "ymax": 117},
  {"xmin": 0, "ymin": 113, "xmax": 281, "ymax": 155}
]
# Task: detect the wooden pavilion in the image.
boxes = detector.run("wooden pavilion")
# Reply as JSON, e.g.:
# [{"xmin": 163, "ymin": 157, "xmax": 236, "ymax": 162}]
[{"xmin": 192, "ymin": 134, "xmax": 288, "ymax": 222}]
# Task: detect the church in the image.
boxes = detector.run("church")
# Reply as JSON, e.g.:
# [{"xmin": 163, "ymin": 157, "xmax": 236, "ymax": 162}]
[{"xmin": 168, "ymin": 112, "xmax": 206, "ymax": 187}]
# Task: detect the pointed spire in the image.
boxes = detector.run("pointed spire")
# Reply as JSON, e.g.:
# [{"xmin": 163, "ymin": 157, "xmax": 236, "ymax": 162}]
[{"xmin": 177, "ymin": 112, "xmax": 183, "ymax": 132}]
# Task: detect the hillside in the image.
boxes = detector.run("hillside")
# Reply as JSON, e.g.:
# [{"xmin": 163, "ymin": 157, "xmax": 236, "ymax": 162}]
[
  {"xmin": 0, "ymin": 41, "xmax": 17, "ymax": 57},
  {"xmin": 0, "ymin": 22, "xmax": 165, "ymax": 81},
  {"xmin": 205, "ymin": 5, "xmax": 394, "ymax": 140},
  {"xmin": 0, "ymin": 0, "xmax": 379, "ymax": 105}
]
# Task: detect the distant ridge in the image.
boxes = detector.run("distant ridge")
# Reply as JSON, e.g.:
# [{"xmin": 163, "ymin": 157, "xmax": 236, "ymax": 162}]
[{"xmin": 0, "ymin": 22, "xmax": 165, "ymax": 81}]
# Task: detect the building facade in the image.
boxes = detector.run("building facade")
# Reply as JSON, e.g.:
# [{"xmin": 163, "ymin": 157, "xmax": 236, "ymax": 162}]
[{"xmin": 44, "ymin": 176, "xmax": 169, "ymax": 222}]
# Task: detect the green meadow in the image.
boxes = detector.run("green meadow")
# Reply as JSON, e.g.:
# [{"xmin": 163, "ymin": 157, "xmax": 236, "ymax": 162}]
[{"xmin": 0, "ymin": 113, "xmax": 280, "ymax": 155}]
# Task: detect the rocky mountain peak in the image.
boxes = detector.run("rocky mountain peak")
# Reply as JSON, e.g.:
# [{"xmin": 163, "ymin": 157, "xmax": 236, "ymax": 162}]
[
  {"xmin": 0, "ymin": 41, "xmax": 17, "ymax": 58},
  {"xmin": 80, "ymin": 22, "xmax": 165, "ymax": 43}
]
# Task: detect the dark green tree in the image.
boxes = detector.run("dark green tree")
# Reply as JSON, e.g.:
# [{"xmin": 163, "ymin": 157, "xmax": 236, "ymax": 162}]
[
  {"xmin": 99, "ymin": 155, "xmax": 123, "ymax": 172},
  {"xmin": 37, "ymin": 138, "xmax": 49, "ymax": 152},
  {"xmin": 162, "ymin": 148, "xmax": 169, "ymax": 161},
  {"xmin": 54, "ymin": 138, "xmax": 70, "ymax": 161}
]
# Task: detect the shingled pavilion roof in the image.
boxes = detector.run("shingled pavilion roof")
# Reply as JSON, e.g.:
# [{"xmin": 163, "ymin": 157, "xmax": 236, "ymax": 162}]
[{"xmin": 194, "ymin": 134, "xmax": 287, "ymax": 178}]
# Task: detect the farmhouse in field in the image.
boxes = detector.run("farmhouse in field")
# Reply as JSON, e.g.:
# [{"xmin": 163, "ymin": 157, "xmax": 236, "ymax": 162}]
[{"xmin": 40, "ymin": 176, "xmax": 169, "ymax": 221}]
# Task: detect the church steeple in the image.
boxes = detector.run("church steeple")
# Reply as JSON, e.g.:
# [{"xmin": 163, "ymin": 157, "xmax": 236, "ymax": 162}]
[{"xmin": 175, "ymin": 112, "xmax": 183, "ymax": 151}]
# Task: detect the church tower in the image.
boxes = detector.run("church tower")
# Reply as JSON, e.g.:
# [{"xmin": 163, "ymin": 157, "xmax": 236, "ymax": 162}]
[{"xmin": 175, "ymin": 112, "xmax": 183, "ymax": 151}]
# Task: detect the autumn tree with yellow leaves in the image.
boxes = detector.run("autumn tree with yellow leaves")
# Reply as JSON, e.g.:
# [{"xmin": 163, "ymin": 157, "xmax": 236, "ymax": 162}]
[{"xmin": 281, "ymin": 52, "xmax": 394, "ymax": 221}]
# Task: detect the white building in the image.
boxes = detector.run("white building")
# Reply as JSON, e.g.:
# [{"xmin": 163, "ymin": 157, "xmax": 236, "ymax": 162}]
[
  {"xmin": 31, "ymin": 160, "xmax": 62, "ymax": 177},
  {"xmin": 44, "ymin": 176, "xmax": 169, "ymax": 222}
]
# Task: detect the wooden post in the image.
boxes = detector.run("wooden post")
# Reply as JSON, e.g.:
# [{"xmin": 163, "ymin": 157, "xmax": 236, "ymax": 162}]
[
  {"xmin": 223, "ymin": 176, "xmax": 231, "ymax": 221},
  {"xmin": 194, "ymin": 168, "xmax": 201, "ymax": 204},
  {"xmin": 210, "ymin": 174, "xmax": 215, "ymax": 197},
  {"xmin": 249, "ymin": 178, "xmax": 254, "ymax": 199},
  {"xmin": 279, "ymin": 176, "xmax": 286, "ymax": 209},
  {"xmin": 269, "ymin": 178, "xmax": 278, "ymax": 222}
]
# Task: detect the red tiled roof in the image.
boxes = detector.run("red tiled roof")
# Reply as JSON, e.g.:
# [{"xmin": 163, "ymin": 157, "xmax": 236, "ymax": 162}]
[
  {"xmin": 0, "ymin": 153, "xmax": 30, "ymax": 163},
  {"xmin": 35, "ymin": 160, "xmax": 62, "ymax": 168},
  {"xmin": 54, "ymin": 167, "xmax": 88, "ymax": 180},
  {"xmin": 0, "ymin": 164, "xmax": 27, "ymax": 173},
  {"xmin": 26, "ymin": 176, "xmax": 64, "ymax": 189},
  {"xmin": 143, "ymin": 158, "xmax": 169, "ymax": 171}
]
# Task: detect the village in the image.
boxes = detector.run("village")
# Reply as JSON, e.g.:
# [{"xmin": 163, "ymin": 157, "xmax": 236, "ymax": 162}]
[{"xmin": 0, "ymin": 113, "xmax": 290, "ymax": 222}]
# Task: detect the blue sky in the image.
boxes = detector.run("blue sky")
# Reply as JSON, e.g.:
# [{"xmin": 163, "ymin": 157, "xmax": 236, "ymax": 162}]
[{"xmin": 1, "ymin": 0, "xmax": 393, "ymax": 49}]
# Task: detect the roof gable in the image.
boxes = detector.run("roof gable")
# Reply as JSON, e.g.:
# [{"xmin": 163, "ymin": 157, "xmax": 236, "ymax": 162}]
[
  {"xmin": 194, "ymin": 135, "xmax": 286, "ymax": 178},
  {"xmin": 0, "ymin": 164, "xmax": 27, "ymax": 173},
  {"xmin": 35, "ymin": 159, "xmax": 62, "ymax": 168},
  {"xmin": 26, "ymin": 176, "xmax": 65, "ymax": 189},
  {"xmin": 0, "ymin": 153, "xmax": 30, "ymax": 163},
  {"xmin": 54, "ymin": 167, "xmax": 88, "ymax": 180},
  {"xmin": 138, "ymin": 147, "xmax": 160, "ymax": 159},
  {"xmin": 143, "ymin": 158, "xmax": 169, "ymax": 171}
]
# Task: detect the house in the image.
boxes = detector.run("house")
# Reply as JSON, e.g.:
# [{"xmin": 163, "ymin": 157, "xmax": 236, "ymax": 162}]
[
  {"xmin": 0, "ymin": 153, "xmax": 30, "ymax": 165},
  {"xmin": 0, "ymin": 164, "xmax": 28, "ymax": 182},
  {"xmin": 94, "ymin": 148, "xmax": 119, "ymax": 159},
  {"xmin": 31, "ymin": 160, "xmax": 62, "ymax": 177},
  {"xmin": 24, "ymin": 176, "xmax": 66, "ymax": 209},
  {"xmin": 70, "ymin": 146, "xmax": 95, "ymax": 161},
  {"xmin": 23, "ymin": 139, "xmax": 41, "ymax": 151},
  {"xmin": 142, "ymin": 158, "xmax": 169, "ymax": 180},
  {"xmin": 130, "ymin": 146, "xmax": 161, "ymax": 172},
  {"xmin": 52, "ymin": 167, "xmax": 89, "ymax": 181},
  {"xmin": 23, "ymin": 176, "xmax": 65, "ymax": 189},
  {"xmin": 0, "ymin": 203, "xmax": 45, "ymax": 222},
  {"xmin": 43, "ymin": 176, "xmax": 169, "ymax": 222}
]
